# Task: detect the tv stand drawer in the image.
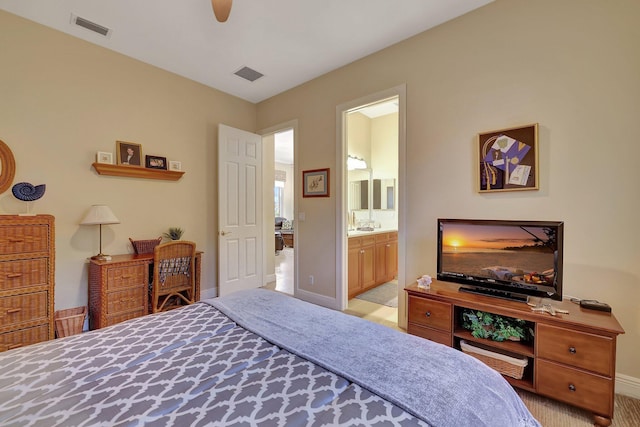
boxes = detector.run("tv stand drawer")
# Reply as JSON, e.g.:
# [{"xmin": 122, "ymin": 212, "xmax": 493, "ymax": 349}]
[
  {"xmin": 537, "ymin": 359, "xmax": 612, "ymax": 417},
  {"xmin": 408, "ymin": 296, "xmax": 451, "ymax": 332},
  {"xmin": 537, "ymin": 323, "xmax": 613, "ymax": 376}
]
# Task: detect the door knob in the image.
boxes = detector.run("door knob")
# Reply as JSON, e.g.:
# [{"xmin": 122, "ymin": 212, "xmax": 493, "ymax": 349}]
[{"xmin": 220, "ymin": 230, "xmax": 232, "ymax": 236}]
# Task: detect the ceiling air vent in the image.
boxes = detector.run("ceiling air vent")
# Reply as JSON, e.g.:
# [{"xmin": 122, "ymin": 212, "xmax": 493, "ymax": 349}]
[
  {"xmin": 234, "ymin": 66, "xmax": 264, "ymax": 82},
  {"xmin": 70, "ymin": 14, "xmax": 112, "ymax": 37}
]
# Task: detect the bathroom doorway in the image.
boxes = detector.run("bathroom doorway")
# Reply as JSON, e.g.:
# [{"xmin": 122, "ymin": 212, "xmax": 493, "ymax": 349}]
[{"xmin": 336, "ymin": 85, "xmax": 407, "ymax": 328}]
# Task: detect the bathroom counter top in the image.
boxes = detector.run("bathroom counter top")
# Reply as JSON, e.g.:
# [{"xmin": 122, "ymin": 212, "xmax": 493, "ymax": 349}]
[{"xmin": 347, "ymin": 228, "xmax": 397, "ymax": 237}]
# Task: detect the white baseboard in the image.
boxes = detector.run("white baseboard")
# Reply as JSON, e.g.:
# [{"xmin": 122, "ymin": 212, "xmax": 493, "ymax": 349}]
[
  {"xmin": 616, "ymin": 373, "xmax": 640, "ymax": 399},
  {"xmin": 295, "ymin": 288, "xmax": 341, "ymax": 310},
  {"xmin": 263, "ymin": 273, "xmax": 276, "ymax": 286}
]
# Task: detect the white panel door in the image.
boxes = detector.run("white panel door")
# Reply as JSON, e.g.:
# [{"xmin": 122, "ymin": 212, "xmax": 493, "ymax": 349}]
[{"xmin": 218, "ymin": 124, "xmax": 263, "ymax": 296}]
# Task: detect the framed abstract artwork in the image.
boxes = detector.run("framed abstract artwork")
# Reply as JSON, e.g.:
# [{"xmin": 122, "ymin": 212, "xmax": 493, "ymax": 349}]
[{"xmin": 478, "ymin": 123, "xmax": 538, "ymax": 192}]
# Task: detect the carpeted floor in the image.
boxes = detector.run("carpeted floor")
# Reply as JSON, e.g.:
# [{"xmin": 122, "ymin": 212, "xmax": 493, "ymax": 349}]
[
  {"xmin": 517, "ymin": 389, "xmax": 640, "ymax": 426},
  {"xmin": 354, "ymin": 281, "xmax": 398, "ymax": 307}
]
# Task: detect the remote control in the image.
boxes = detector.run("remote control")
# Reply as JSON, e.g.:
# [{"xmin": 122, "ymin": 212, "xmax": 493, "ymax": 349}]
[{"xmin": 579, "ymin": 300, "xmax": 612, "ymax": 313}]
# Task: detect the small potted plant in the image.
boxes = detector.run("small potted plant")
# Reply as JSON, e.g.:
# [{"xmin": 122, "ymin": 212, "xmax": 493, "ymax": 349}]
[
  {"xmin": 163, "ymin": 227, "xmax": 184, "ymax": 241},
  {"xmin": 461, "ymin": 309, "xmax": 532, "ymax": 342}
]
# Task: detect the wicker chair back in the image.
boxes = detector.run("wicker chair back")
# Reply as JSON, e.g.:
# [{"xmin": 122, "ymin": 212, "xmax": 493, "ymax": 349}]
[{"xmin": 150, "ymin": 240, "xmax": 196, "ymax": 313}]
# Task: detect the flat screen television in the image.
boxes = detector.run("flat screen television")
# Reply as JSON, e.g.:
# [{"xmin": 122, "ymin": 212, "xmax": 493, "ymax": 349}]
[{"xmin": 437, "ymin": 219, "xmax": 564, "ymax": 302}]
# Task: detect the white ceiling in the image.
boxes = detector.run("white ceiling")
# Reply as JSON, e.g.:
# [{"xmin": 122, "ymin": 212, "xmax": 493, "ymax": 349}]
[{"xmin": 0, "ymin": 0, "xmax": 493, "ymax": 103}]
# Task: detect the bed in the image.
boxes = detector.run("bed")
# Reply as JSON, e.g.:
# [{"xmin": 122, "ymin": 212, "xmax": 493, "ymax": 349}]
[{"xmin": 0, "ymin": 289, "xmax": 540, "ymax": 426}]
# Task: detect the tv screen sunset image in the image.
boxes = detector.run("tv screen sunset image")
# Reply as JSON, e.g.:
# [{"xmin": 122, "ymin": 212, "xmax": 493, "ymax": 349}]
[{"xmin": 441, "ymin": 223, "xmax": 557, "ymax": 285}]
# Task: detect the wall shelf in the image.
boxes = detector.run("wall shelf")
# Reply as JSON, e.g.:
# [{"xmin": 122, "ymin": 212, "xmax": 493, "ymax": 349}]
[{"xmin": 92, "ymin": 163, "xmax": 184, "ymax": 181}]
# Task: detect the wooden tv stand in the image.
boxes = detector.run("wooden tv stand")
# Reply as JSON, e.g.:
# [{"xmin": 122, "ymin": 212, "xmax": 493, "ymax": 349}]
[{"xmin": 405, "ymin": 280, "xmax": 625, "ymax": 427}]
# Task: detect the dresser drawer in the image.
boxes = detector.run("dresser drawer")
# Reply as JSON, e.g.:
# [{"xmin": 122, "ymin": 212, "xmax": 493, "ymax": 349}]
[
  {"xmin": 537, "ymin": 323, "xmax": 613, "ymax": 376},
  {"xmin": 537, "ymin": 359, "xmax": 613, "ymax": 417},
  {"xmin": 0, "ymin": 225, "xmax": 49, "ymax": 256},
  {"xmin": 0, "ymin": 292, "xmax": 48, "ymax": 327},
  {"xmin": 408, "ymin": 323, "xmax": 452, "ymax": 346},
  {"xmin": 106, "ymin": 265, "xmax": 147, "ymax": 290},
  {"xmin": 107, "ymin": 287, "xmax": 147, "ymax": 315},
  {"xmin": 0, "ymin": 259, "xmax": 48, "ymax": 292},
  {"xmin": 0, "ymin": 324, "xmax": 49, "ymax": 352},
  {"xmin": 408, "ymin": 296, "xmax": 452, "ymax": 332}
]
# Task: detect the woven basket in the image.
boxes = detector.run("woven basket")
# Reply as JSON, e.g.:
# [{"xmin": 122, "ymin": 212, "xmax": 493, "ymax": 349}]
[
  {"xmin": 460, "ymin": 340, "xmax": 528, "ymax": 379},
  {"xmin": 54, "ymin": 306, "xmax": 87, "ymax": 338},
  {"xmin": 130, "ymin": 237, "xmax": 162, "ymax": 254}
]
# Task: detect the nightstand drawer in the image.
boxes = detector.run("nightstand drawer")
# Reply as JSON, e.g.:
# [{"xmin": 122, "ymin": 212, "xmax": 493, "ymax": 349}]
[
  {"xmin": 408, "ymin": 296, "xmax": 452, "ymax": 332},
  {"xmin": 106, "ymin": 265, "xmax": 147, "ymax": 290},
  {"xmin": 0, "ymin": 259, "xmax": 48, "ymax": 292},
  {"xmin": 107, "ymin": 287, "xmax": 147, "ymax": 314},
  {"xmin": 537, "ymin": 323, "xmax": 613, "ymax": 376},
  {"xmin": 0, "ymin": 225, "xmax": 49, "ymax": 256},
  {"xmin": 0, "ymin": 292, "xmax": 48, "ymax": 327},
  {"xmin": 537, "ymin": 359, "xmax": 612, "ymax": 417},
  {"xmin": 0, "ymin": 325, "xmax": 49, "ymax": 351}
]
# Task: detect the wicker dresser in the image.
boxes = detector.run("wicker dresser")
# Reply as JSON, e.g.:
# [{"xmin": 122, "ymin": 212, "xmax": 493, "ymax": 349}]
[
  {"xmin": 89, "ymin": 255, "xmax": 152, "ymax": 329},
  {"xmin": 0, "ymin": 215, "xmax": 55, "ymax": 352},
  {"xmin": 88, "ymin": 252, "xmax": 203, "ymax": 329}
]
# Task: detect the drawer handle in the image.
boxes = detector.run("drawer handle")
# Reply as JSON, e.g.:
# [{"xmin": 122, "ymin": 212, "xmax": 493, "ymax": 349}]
[
  {"xmin": 7, "ymin": 308, "xmax": 22, "ymax": 314},
  {"xmin": 120, "ymin": 275, "xmax": 133, "ymax": 279},
  {"xmin": 120, "ymin": 298, "xmax": 136, "ymax": 303},
  {"xmin": 568, "ymin": 346, "xmax": 577, "ymax": 354},
  {"xmin": 8, "ymin": 238, "xmax": 24, "ymax": 243},
  {"xmin": 386, "ymin": 244, "xmax": 390, "ymax": 247},
  {"xmin": 568, "ymin": 384, "xmax": 576, "ymax": 392},
  {"xmin": 8, "ymin": 344, "xmax": 23, "ymax": 350},
  {"xmin": 425, "ymin": 311, "xmax": 431, "ymax": 318},
  {"xmin": 6, "ymin": 273, "xmax": 23, "ymax": 279}
]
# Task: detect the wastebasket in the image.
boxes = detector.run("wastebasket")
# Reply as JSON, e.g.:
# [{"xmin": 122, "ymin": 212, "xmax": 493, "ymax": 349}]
[{"xmin": 54, "ymin": 306, "xmax": 87, "ymax": 338}]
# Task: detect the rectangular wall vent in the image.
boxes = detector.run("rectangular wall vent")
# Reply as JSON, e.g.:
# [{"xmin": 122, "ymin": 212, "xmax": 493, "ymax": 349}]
[
  {"xmin": 71, "ymin": 14, "xmax": 111, "ymax": 37},
  {"xmin": 234, "ymin": 66, "xmax": 264, "ymax": 82}
]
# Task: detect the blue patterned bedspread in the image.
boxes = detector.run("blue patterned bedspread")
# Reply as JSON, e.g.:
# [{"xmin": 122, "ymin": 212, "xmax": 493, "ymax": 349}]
[{"xmin": 0, "ymin": 289, "xmax": 539, "ymax": 426}]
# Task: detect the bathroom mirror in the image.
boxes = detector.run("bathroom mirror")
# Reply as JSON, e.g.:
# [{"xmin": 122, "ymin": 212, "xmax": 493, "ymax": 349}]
[
  {"xmin": 348, "ymin": 169, "xmax": 371, "ymax": 211},
  {"xmin": 373, "ymin": 178, "xmax": 395, "ymax": 210}
]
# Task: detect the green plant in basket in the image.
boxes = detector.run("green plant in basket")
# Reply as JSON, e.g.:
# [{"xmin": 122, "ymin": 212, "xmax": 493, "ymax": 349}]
[{"xmin": 461, "ymin": 309, "xmax": 531, "ymax": 342}]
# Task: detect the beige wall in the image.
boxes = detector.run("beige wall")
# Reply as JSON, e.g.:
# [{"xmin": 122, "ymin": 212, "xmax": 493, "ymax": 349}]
[
  {"xmin": 257, "ymin": 0, "xmax": 640, "ymax": 382},
  {"xmin": 0, "ymin": 11, "xmax": 256, "ymax": 309}
]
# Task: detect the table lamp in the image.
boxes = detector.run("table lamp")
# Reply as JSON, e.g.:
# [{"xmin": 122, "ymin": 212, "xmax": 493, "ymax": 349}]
[{"xmin": 80, "ymin": 205, "xmax": 120, "ymax": 261}]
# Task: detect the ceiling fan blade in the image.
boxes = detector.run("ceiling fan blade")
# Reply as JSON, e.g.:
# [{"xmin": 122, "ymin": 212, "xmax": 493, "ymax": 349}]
[{"xmin": 211, "ymin": 0, "xmax": 232, "ymax": 22}]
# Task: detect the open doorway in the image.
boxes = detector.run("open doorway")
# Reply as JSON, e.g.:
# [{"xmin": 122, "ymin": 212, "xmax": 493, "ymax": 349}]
[
  {"xmin": 263, "ymin": 126, "xmax": 295, "ymax": 295},
  {"xmin": 336, "ymin": 85, "xmax": 406, "ymax": 329}
]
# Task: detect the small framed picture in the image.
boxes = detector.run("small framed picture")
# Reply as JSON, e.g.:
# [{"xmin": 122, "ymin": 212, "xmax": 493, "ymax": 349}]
[
  {"xmin": 116, "ymin": 141, "xmax": 143, "ymax": 166},
  {"xmin": 169, "ymin": 161, "xmax": 182, "ymax": 171},
  {"xmin": 303, "ymin": 168, "xmax": 330, "ymax": 198},
  {"xmin": 145, "ymin": 155, "xmax": 167, "ymax": 170},
  {"xmin": 96, "ymin": 151, "xmax": 113, "ymax": 164}
]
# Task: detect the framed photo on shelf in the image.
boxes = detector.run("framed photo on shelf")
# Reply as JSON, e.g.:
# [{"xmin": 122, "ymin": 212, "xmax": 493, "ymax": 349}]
[
  {"xmin": 168, "ymin": 161, "xmax": 182, "ymax": 171},
  {"xmin": 145, "ymin": 155, "xmax": 167, "ymax": 170},
  {"xmin": 96, "ymin": 151, "xmax": 113, "ymax": 164},
  {"xmin": 303, "ymin": 168, "xmax": 330, "ymax": 198},
  {"xmin": 116, "ymin": 141, "xmax": 143, "ymax": 166},
  {"xmin": 478, "ymin": 123, "xmax": 538, "ymax": 193}
]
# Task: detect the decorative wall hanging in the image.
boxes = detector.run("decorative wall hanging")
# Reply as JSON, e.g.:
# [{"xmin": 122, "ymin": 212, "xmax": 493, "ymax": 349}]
[
  {"xmin": 478, "ymin": 123, "xmax": 538, "ymax": 192},
  {"xmin": 116, "ymin": 141, "xmax": 143, "ymax": 166},
  {"xmin": 303, "ymin": 168, "xmax": 330, "ymax": 198},
  {"xmin": 0, "ymin": 139, "xmax": 16, "ymax": 194}
]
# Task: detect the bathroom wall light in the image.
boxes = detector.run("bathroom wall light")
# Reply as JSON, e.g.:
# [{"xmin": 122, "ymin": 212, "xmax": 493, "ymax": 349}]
[{"xmin": 347, "ymin": 155, "xmax": 367, "ymax": 170}]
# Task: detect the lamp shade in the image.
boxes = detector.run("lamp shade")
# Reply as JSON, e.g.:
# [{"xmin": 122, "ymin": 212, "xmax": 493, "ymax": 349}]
[{"xmin": 80, "ymin": 205, "xmax": 120, "ymax": 225}]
